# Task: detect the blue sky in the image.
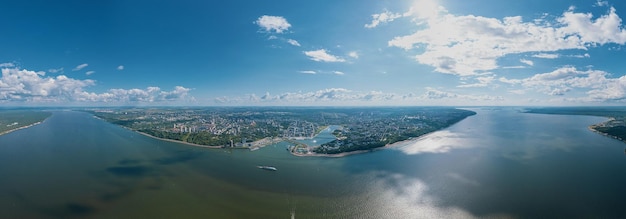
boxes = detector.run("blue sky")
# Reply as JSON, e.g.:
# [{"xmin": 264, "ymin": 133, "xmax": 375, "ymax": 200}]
[{"xmin": 2, "ymin": 0, "xmax": 626, "ymax": 106}]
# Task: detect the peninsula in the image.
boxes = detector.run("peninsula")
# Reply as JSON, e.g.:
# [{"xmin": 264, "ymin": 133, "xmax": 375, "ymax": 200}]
[{"xmin": 85, "ymin": 107, "xmax": 476, "ymax": 156}]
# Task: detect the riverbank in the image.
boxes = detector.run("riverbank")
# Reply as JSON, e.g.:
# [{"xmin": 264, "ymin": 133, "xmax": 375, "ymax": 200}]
[
  {"xmin": 0, "ymin": 121, "xmax": 46, "ymax": 137},
  {"xmin": 288, "ymin": 133, "xmax": 434, "ymax": 158},
  {"xmin": 289, "ymin": 149, "xmax": 371, "ymax": 157},
  {"xmin": 92, "ymin": 115, "xmax": 285, "ymax": 150},
  {"xmin": 588, "ymin": 117, "xmax": 626, "ymax": 143},
  {"xmin": 134, "ymin": 131, "xmax": 224, "ymax": 149}
]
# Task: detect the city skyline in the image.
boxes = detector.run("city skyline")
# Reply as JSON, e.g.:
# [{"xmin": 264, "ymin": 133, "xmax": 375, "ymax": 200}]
[{"xmin": 3, "ymin": 0, "xmax": 626, "ymax": 106}]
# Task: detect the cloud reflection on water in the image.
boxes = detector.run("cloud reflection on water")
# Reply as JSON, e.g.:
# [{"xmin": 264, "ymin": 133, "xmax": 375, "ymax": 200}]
[
  {"xmin": 393, "ymin": 130, "xmax": 474, "ymax": 155},
  {"xmin": 362, "ymin": 172, "xmax": 511, "ymax": 219}
]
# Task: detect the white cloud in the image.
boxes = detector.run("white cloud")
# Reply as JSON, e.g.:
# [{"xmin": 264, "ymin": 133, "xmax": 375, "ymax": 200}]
[
  {"xmin": 509, "ymin": 89, "xmax": 526, "ymax": 95},
  {"xmin": 215, "ymin": 88, "xmax": 398, "ymax": 105},
  {"xmin": 333, "ymin": 71, "xmax": 345, "ymax": 75},
  {"xmin": 298, "ymin": 70, "xmax": 317, "ymax": 74},
  {"xmin": 421, "ymin": 88, "xmax": 457, "ymax": 99},
  {"xmin": 520, "ymin": 59, "xmax": 534, "ymax": 66},
  {"xmin": 48, "ymin": 67, "xmax": 63, "ymax": 73},
  {"xmin": 596, "ymin": 0, "xmax": 609, "ymax": 7},
  {"xmin": 570, "ymin": 53, "xmax": 590, "ymax": 58},
  {"xmin": 255, "ymin": 15, "xmax": 291, "ymax": 33},
  {"xmin": 558, "ymin": 7, "xmax": 626, "ymax": 44},
  {"xmin": 287, "ymin": 39, "xmax": 300, "ymax": 46},
  {"xmin": 457, "ymin": 76, "xmax": 495, "ymax": 88},
  {"xmin": 213, "ymin": 87, "xmax": 504, "ymax": 105},
  {"xmin": 386, "ymin": 3, "xmax": 626, "ymax": 76},
  {"xmin": 76, "ymin": 86, "xmax": 190, "ymax": 103},
  {"xmin": 117, "ymin": 65, "xmax": 124, "ymax": 70},
  {"xmin": 348, "ymin": 51, "xmax": 359, "ymax": 59},
  {"xmin": 403, "ymin": 0, "xmax": 448, "ymax": 20},
  {"xmin": 85, "ymin": 71, "xmax": 95, "ymax": 76},
  {"xmin": 365, "ymin": 10, "xmax": 403, "ymax": 28},
  {"xmin": 303, "ymin": 49, "xmax": 346, "ymax": 62},
  {"xmin": 532, "ymin": 53, "xmax": 560, "ymax": 59},
  {"xmin": 0, "ymin": 63, "xmax": 15, "ymax": 68},
  {"xmin": 502, "ymin": 66, "xmax": 527, "ymax": 69},
  {"xmin": 0, "ymin": 66, "xmax": 190, "ymax": 103},
  {"xmin": 72, "ymin": 63, "xmax": 88, "ymax": 71},
  {"xmin": 158, "ymin": 86, "xmax": 190, "ymax": 101},
  {"xmin": 422, "ymin": 87, "xmax": 503, "ymax": 101},
  {"xmin": 500, "ymin": 66, "xmax": 626, "ymax": 101},
  {"xmin": 1, "ymin": 67, "xmax": 95, "ymax": 101}
]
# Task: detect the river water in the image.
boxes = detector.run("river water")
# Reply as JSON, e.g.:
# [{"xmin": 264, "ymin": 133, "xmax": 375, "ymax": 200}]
[{"xmin": 0, "ymin": 108, "xmax": 625, "ymax": 218}]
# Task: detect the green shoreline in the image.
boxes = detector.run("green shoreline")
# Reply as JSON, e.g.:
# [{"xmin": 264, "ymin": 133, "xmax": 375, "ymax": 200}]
[{"xmin": 0, "ymin": 120, "xmax": 46, "ymax": 137}]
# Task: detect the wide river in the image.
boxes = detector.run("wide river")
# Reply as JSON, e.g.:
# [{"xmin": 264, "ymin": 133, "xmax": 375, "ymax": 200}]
[{"xmin": 1, "ymin": 108, "xmax": 625, "ymax": 218}]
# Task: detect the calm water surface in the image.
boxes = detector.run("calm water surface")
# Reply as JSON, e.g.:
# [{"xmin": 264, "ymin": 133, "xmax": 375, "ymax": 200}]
[{"xmin": 0, "ymin": 108, "xmax": 625, "ymax": 218}]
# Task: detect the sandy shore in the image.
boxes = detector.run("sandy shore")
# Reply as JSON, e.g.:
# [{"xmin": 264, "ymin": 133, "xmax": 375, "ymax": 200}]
[
  {"xmin": 289, "ymin": 140, "xmax": 401, "ymax": 158},
  {"xmin": 288, "ymin": 130, "xmax": 441, "ymax": 158},
  {"xmin": 134, "ymin": 131, "xmax": 224, "ymax": 149},
  {"xmin": 289, "ymin": 149, "xmax": 371, "ymax": 157},
  {"xmin": 0, "ymin": 121, "xmax": 45, "ymax": 137}
]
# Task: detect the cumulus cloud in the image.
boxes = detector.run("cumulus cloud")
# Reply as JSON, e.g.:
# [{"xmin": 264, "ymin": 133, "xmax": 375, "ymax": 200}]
[
  {"xmin": 0, "ymin": 63, "xmax": 15, "ymax": 68},
  {"xmin": 500, "ymin": 66, "xmax": 626, "ymax": 101},
  {"xmin": 216, "ymin": 88, "xmax": 399, "ymax": 105},
  {"xmin": 0, "ymin": 66, "xmax": 190, "ymax": 103},
  {"xmin": 457, "ymin": 76, "xmax": 496, "ymax": 88},
  {"xmin": 385, "ymin": 1, "xmax": 626, "ymax": 75},
  {"xmin": 72, "ymin": 63, "xmax": 88, "ymax": 71},
  {"xmin": 365, "ymin": 10, "xmax": 403, "ymax": 28},
  {"xmin": 422, "ymin": 87, "xmax": 503, "ymax": 101},
  {"xmin": 255, "ymin": 15, "xmax": 291, "ymax": 33},
  {"xmin": 304, "ymin": 49, "xmax": 346, "ymax": 62},
  {"xmin": 287, "ymin": 39, "xmax": 300, "ymax": 46},
  {"xmin": 1, "ymin": 67, "xmax": 95, "ymax": 102},
  {"xmin": 213, "ymin": 87, "xmax": 501, "ymax": 105},
  {"xmin": 117, "ymin": 65, "xmax": 124, "ymax": 70}
]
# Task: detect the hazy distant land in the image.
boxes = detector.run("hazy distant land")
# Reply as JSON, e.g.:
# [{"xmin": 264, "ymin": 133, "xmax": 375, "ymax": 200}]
[
  {"xmin": 85, "ymin": 107, "xmax": 476, "ymax": 156},
  {"xmin": 526, "ymin": 107, "xmax": 626, "ymax": 144},
  {"xmin": 0, "ymin": 110, "xmax": 51, "ymax": 136}
]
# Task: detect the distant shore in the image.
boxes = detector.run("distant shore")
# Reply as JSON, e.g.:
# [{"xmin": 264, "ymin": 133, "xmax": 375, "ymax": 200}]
[{"xmin": 0, "ymin": 121, "xmax": 45, "ymax": 137}]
